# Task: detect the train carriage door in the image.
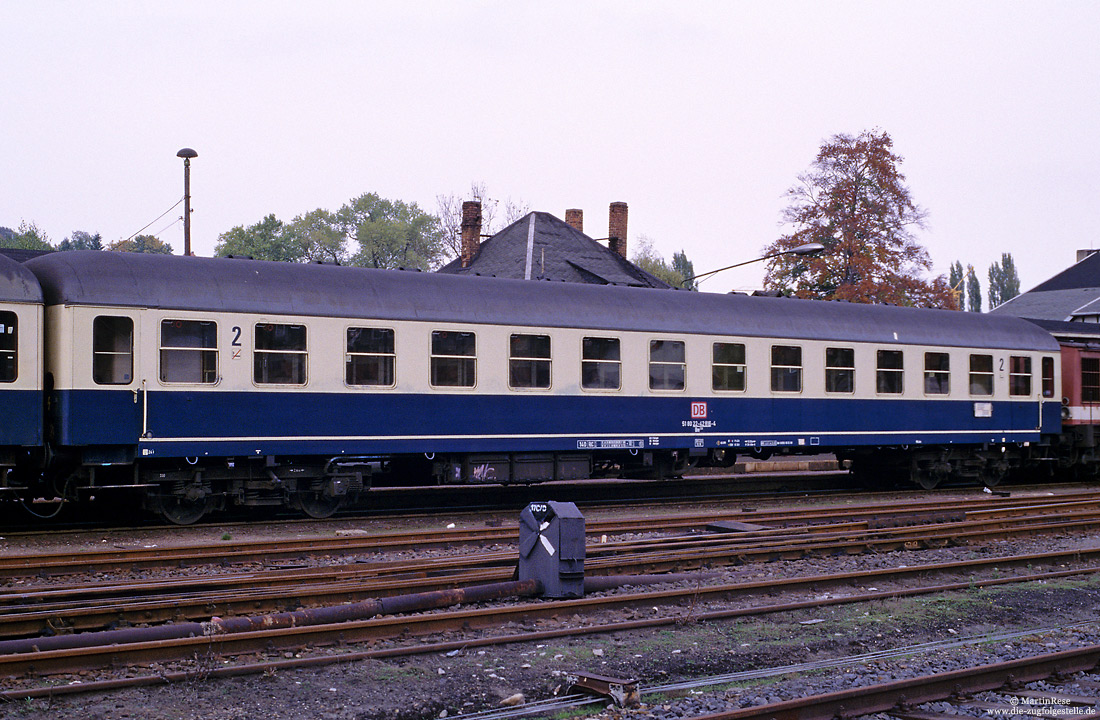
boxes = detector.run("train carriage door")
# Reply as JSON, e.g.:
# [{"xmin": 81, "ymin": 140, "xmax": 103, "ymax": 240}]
[
  {"xmin": 90, "ymin": 312, "xmax": 144, "ymax": 445},
  {"xmin": 1040, "ymin": 356, "xmax": 1055, "ymax": 431}
]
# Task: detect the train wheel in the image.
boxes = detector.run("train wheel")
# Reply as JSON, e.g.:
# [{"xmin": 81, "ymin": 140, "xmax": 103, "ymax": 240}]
[
  {"xmin": 153, "ymin": 494, "xmax": 213, "ymax": 525},
  {"xmin": 910, "ymin": 458, "xmax": 944, "ymax": 490},
  {"xmin": 981, "ymin": 458, "xmax": 1009, "ymax": 488},
  {"xmin": 914, "ymin": 473, "xmax": 941, "ymax": 491},
  {"xmin": 910, "ymin": 453, "xmax": 954, "ymax": 491},
  {"xmin": 293, "ymin": 492, "xmax": 344, "ymax": 519}
]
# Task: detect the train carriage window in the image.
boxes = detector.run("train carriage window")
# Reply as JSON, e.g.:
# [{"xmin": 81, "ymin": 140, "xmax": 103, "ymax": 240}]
[
  {"xmin": 1082, "ymin": 358, "xmax": 1100, "ymax": 403},
  {"xmin": 712, "ymin": 342, "xmax": 746, "ymax": 392},
  {"xmin": 969, "ymin": 354, "xmax": 994, "ymax": 396},
  {"xmin": 92, "ymin": 316, "xmax": 134, "ymax": 385},
  {"xmin": 770, "ymin": 345, "xmax": 802, "ymax": 393},
  {"xmin": 431, "ymin": 330, "xmax": 476, "ymax": 387},
  {"xmin": 1042, "ymin": 356, "xmax": 1055, "ymax": 398},
  {"xmin": 0, "ymin": 311, "xmax": 15, "ymax": 383},
  {"xmin": 924, "ymin": 352, "xmax": 950, "ymax": 395},
  {"xmin": 876, "ymin": 350, "xmax": 904, "ymax": 394},
  {"xmin": 346, "ymin": 327, "xmax": 395, "ymax": 387},
  {"xmin": 160, "ymin": 320, "xmax": 218, "ymax": 384},
  {"xmin": 825, "ymin": 347, "xmax": 854, "ymax": 393},
  {"xmin": 649, "ymin": 340, "xmax": 685, "ymax": 391},
  {"xmin": 509, "ymin": 334, "xmax": 551, "ymax": 389},
  {"xmin": 1009, "ymin": 356, "xmax": 1032, "ymax": 396},
  {"xmin": 254, "ymin": 323, "xmax": 307, "ymax": 385},
  {"xmin": 582, "ymin": 337, "xmax": 621, "ymax": 390}
]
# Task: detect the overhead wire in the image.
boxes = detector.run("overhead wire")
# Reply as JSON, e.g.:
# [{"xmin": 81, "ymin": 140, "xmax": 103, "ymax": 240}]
[
  {"xmin": 151, "ymin": 216, "xmax": 183, "ymax": 239},
  {"xmin": 120, "ymin": 197, "xmax": 183, "ymax": 244}
]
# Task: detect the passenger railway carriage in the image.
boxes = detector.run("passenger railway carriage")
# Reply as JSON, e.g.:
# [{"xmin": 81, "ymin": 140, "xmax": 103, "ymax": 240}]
[
  {"xmin": 15, "ymin": 250, "xmax": 1064, "ymax": 522},
  {"xmin": 0, "ymin": 253, "xmax": 43, "ymax": 494},
  {"xmin": 1038, "ymin": 328, "xmax": 1100, "ymax": 474}
]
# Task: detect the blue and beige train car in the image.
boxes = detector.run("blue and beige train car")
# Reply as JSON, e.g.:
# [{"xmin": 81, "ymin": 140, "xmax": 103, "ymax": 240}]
[
  {"xmin": 0, "ymin": 253, "xmax": 44, "ymax": 494},
  {"xmin": 22, "ymin": 250, "xmax": 1062, "ymax": 520}
]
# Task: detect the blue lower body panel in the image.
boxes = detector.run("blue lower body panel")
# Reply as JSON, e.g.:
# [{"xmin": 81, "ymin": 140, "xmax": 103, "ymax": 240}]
[
  {"xmin": 51, "ymin": 390, "xmax": 1060, "ymax": 460},
  {"xmin": 0, "ymin": 389, "xmax": 43, "ymax": 446}
]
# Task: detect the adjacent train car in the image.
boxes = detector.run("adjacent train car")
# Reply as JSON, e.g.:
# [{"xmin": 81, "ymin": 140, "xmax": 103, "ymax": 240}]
[
  {"xmin": 1057, "ymin": 343, "xmax": 1100, "ymax": 427},
  {"xmin": 23, "ymin": 251, "xmax": 1062, "ymax": 521},
  {"xmin": 0, "ymin": 253, "xmax": 44, "ymax": 496},
  {"xmin": 1023, "ymin": 320, "xmax": 1100, "ymax": 477}
]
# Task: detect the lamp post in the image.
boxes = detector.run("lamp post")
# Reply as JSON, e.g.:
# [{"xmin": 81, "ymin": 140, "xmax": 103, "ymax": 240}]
[
  {"xmin": 176, "ymin": 148, "xmax": 198, "ymax": 256},
  {"xmin": 681, "ymin": 242, "xmax": 825, "ymax": 288}
]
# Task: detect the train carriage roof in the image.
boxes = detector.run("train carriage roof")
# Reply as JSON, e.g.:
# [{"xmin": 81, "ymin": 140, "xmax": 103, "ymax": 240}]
[
  {"xmin": 0, "ymin": 252, "xmax": 43, "ymax": 303},
  {"xmin": 25, "ymin": 251, "xmax": 1058, "ymax": 351}
]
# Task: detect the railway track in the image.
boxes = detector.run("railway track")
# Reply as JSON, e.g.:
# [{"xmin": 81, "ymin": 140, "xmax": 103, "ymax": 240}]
[
  {"xmin": 3, "ymin": 551, "xmax": 1100, "ymax": 700},
  {"xmin": 3, "ymin": 492, "xmax": 1100, "ymax": 624},
  {"xmin": 2, "ymin": 493, "xmax": 1100, "ymax": 640},
  {"xmin": 3, "ymin": 488, "xmax": 1099, "ymax": 577},
  {"xmin": 0, "ymin": 466, "xmax": 852, "ymax": 533},
  {"xmin": 5, "ymin": 531, "xmax": 1100, "ymax": 642},
  {"xmin": 457, "ymin": 622, "xmax": 1100, "ymax": 720},
  {"xmin": 6, "ymin": 488, "xmax": 1100, "ymax": 699},
  {"xmin": 674, "ymin": 646, "xmax": 1100, "ymax": 720}
]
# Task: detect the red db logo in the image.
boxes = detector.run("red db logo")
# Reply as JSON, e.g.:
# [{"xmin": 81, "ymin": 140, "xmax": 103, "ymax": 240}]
[{"xmin": 691, "ymin": 402, "xmax": 707, "ymax": 419}]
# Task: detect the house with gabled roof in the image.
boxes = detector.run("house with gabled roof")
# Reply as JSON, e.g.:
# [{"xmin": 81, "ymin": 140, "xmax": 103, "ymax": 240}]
[
  {"xmin": 992, "ymin": 249, "xmax": 1100, "ymax": 341},
  {"xmin": 437, "ymin": 201, "xmax": 672, "ymax": 289}
]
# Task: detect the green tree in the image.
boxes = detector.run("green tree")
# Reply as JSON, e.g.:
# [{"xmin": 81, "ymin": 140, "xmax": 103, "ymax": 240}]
[
  {"xmin": 949, "ymin": 261, "xmax": 965, "ymax": 310},
  {"xmin": 214, "ymin": 214, "xmax": 299, "ymax": 262},
  {"xmin": 672, "ymin": 250, "xmax": 697, "ymax": 291},
  {"xmin": 987, "ymin": 253, "xmax": 1021, "ymax": 309},
  {"xmin": 108, "ymin": 234, "xmax": 174, "ymax": 254},
  {"xmin": 57, "ymin": 230, "xmax": 103, "ymax": 251},
  {"xmin": 966, "ymin": 264, "xmax": 982, "ymax": 312},
  {"xmin": 762, "ymin": 129, "xmax": 953, "ymax": 308},
  {"xmin": 631, "ymin": 236, "xmax": 694, "ymax": 287},
  {"xmin": 212, "ymin": 193, "xmax": 447, "ymax": 269},
  {"xmin": 339, "ymin": 193, "xmax": 446, "ymax": 270},
  {"xmin": 1, "ymin": 221, "xmax": 52, "ymax": 250},
  {"xmin": 283, "ymin": 209, "xmax": 347, "ymax": 264}
]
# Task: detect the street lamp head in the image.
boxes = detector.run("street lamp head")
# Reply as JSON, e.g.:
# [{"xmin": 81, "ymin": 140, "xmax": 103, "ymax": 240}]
[
  {"xmin": 681, "ymin": 241, "xmax": 826, "ymax": 288},
  {"xmin": 789, "ymin": 242, "xmax": 825, "ymax": 256},
  {"xmin": 176, "ymin": 148, "xmax": 198, "ymax": 159}
]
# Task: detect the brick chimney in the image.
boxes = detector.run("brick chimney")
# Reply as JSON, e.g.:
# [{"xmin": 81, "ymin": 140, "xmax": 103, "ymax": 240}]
[
  {"xmin": 608, "ymin": 202, "xmax": 628, "ymax": 258},
  {"xmin": 565, "ymin": 208, "xmax": 584, "ymax": 233},
  {"xmin": 460, "ymin": 200, "xmax": 482, "ymax": 268}
]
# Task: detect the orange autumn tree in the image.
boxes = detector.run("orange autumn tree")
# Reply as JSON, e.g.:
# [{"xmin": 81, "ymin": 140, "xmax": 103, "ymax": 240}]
[{"xmin": 762, "ymin": 130, "xmax": 956, "ymax": 309}]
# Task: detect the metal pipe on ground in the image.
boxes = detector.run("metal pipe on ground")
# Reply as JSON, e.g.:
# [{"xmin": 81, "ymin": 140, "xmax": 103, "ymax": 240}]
[
  {"xmin": 0, "ymin": 579, "xmax": 542, "ymax": 656},
  {"xmin": 0, "ymin": 573, "xmax": 711, "ymax": 657}
]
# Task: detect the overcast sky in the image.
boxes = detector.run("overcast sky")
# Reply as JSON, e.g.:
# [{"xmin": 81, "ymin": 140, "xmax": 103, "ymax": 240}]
[{"xmin": 3, "ymin": 1, "xmax": 1098, "ymax": 300}]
